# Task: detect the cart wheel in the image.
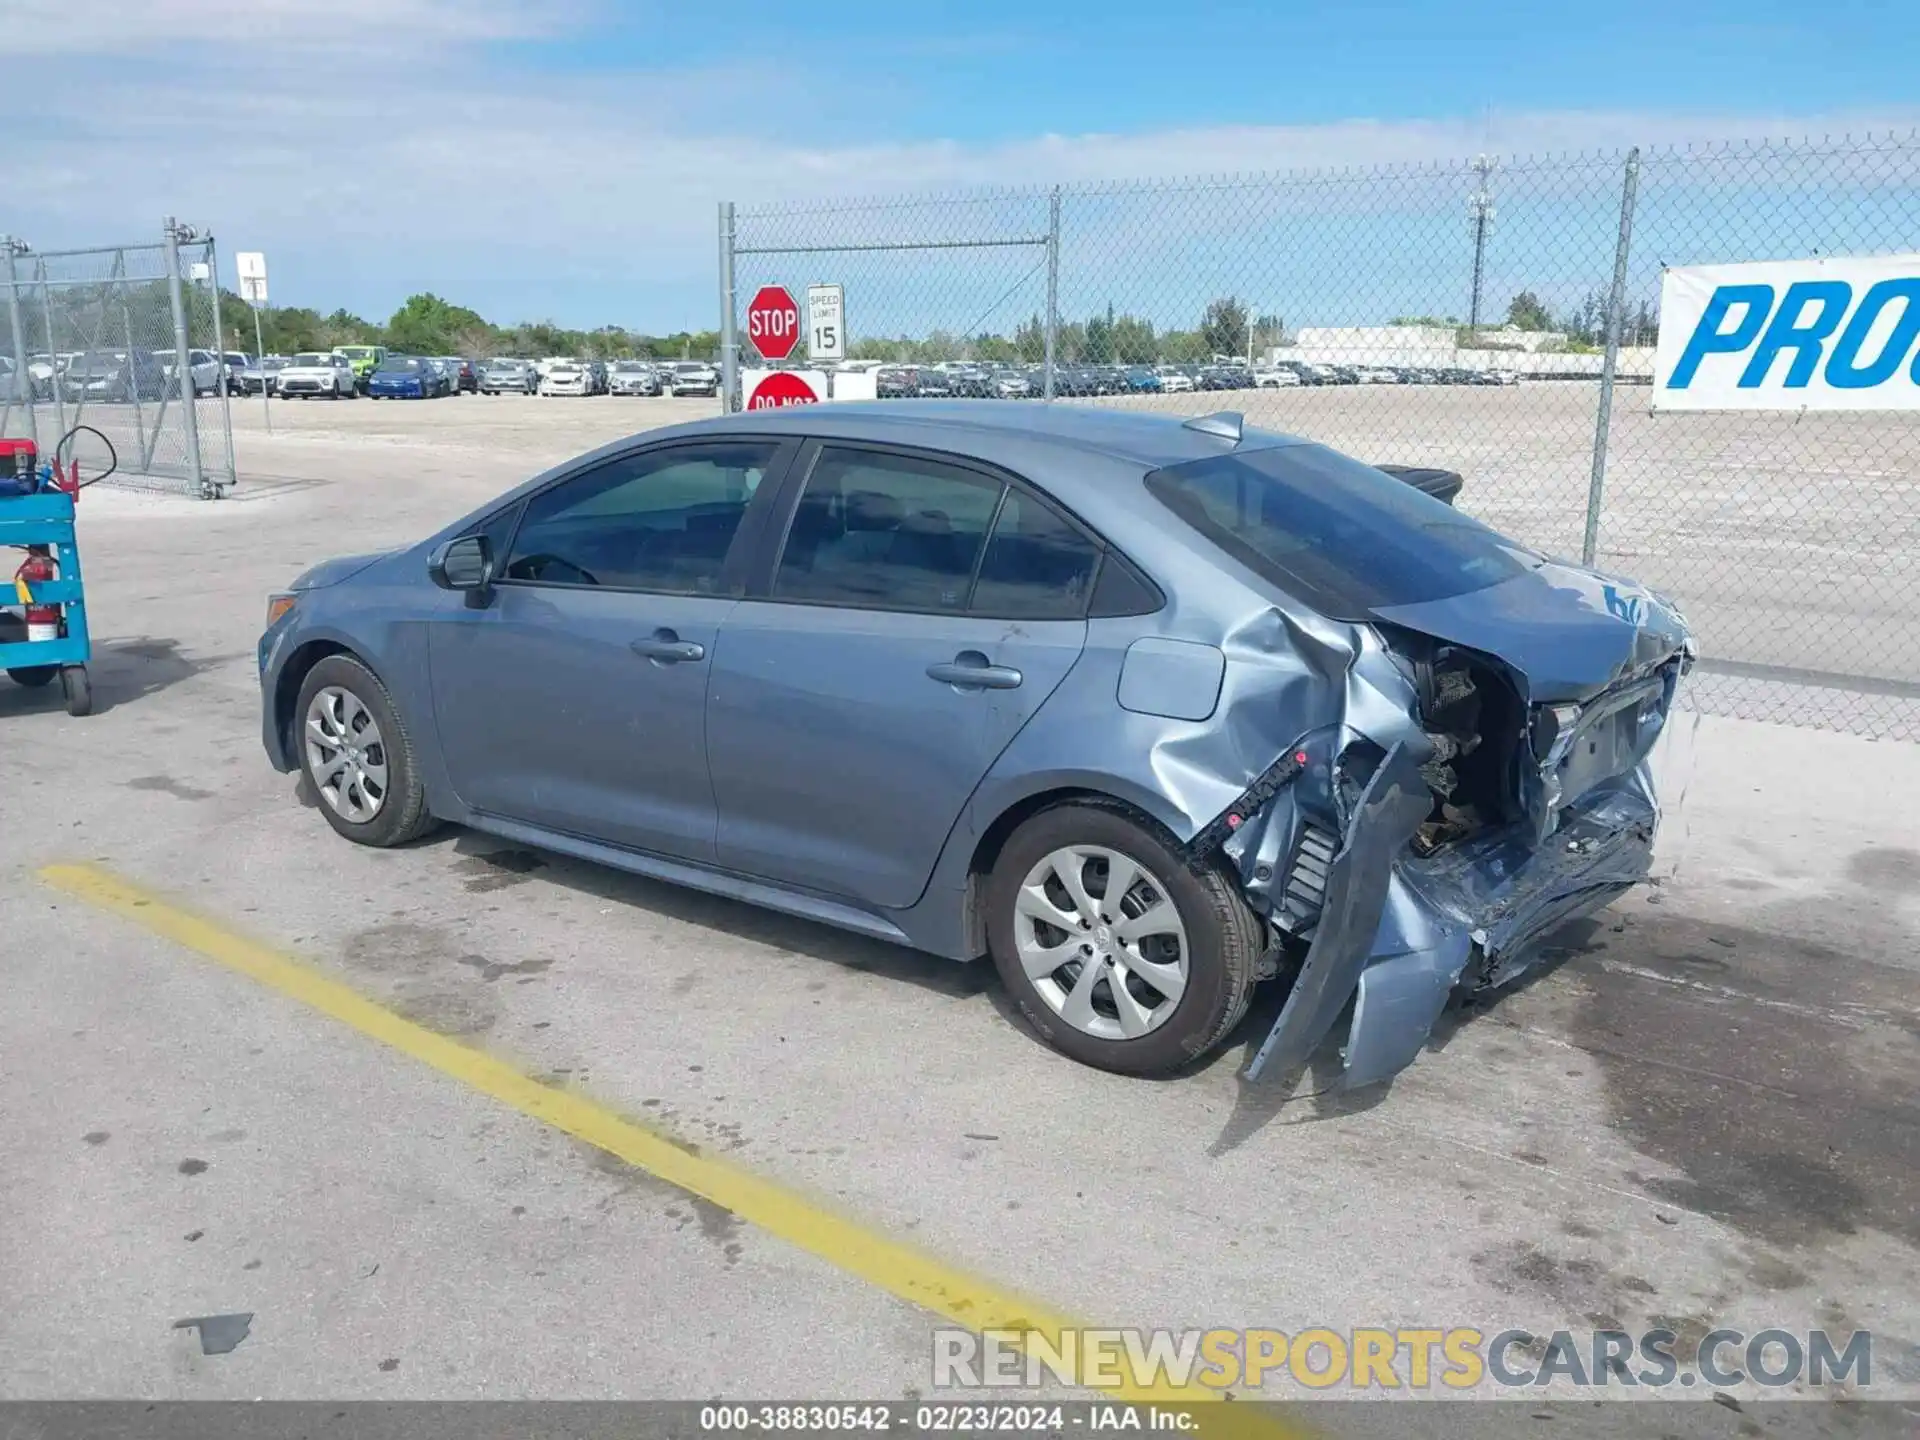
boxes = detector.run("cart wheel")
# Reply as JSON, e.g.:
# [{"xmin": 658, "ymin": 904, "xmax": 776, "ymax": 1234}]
[
  {"xmin": 7, "ymin": 665, "xmax": 58, "ymax": 688},
  {"xmin": 61, "ymin": 665, "xmax": 93, "ymax": 717}
]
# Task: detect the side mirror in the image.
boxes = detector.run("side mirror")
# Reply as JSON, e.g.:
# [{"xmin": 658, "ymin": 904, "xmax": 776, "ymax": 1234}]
[{"xmin": 428, "ymin": 534, "xmax": 494, "ymax": 592}]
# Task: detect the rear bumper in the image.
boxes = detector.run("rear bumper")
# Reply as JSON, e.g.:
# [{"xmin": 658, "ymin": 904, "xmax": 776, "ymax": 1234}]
[{"xmin": 1246, "ymin": 747, "xmax": 1659, "ymax": 1090}]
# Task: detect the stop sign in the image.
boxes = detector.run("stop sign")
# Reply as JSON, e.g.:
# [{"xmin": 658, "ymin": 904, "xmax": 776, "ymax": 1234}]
[
  {"xmin": 746, "ymin": 371, "xmax": 822, "ymax": 409},
  {"xmin": 746, "ymin": 285, "xmax": 801, "ymax": 361}
]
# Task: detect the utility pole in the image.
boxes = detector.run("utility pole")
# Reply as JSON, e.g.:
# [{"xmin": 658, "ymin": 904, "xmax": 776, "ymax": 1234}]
[{"xmin": 1467, "ymin": 155, "xmax": 1496, "ymax": 334}]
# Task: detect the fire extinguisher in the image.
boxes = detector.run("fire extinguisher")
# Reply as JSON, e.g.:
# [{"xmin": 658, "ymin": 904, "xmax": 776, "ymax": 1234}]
[{"xmin": 14, "ymin": 546, "xmax": 61, "ymax": 643}]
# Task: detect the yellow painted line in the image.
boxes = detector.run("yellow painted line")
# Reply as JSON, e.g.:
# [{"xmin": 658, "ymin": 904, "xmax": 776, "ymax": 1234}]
[{"xmin": 41, "ymin": 862, "xmax": 1304, "ymax": 1437}]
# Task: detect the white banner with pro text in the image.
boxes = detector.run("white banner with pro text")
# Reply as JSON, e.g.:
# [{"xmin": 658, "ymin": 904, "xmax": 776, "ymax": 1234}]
[{"xmin": 1652, "ymin": 254, "xmax": 1920, "ymax": 411}]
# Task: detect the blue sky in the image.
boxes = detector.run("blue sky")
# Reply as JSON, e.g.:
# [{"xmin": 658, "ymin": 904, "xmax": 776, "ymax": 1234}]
[{"xmin": 5, "ymin": 0, "xmax": 1916, "ymax": 333}]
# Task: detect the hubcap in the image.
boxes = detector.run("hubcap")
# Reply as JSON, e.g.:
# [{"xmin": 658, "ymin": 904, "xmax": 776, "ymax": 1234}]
[
  {"xmin": 1012, "ymin": 844, "xmax": 1190, "ymax": 1041},
  {"xmin": 304, "ymin": 685, "xmax": 389, "ymax": 824}
]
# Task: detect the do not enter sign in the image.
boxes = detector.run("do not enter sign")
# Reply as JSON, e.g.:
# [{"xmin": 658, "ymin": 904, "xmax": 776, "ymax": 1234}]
[
  {"xmin": 746, "ymin": 285, "xmax": 801, "ymax": 361},
  {"xmin": 745, "ymin": 370, "xmax": 824, "ymax": 409}
]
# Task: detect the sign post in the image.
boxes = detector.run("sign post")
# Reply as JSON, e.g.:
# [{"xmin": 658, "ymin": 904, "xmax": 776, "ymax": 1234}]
[
  {"xmin": 235, "ymin": 251, "xmax": 270, "ymax": 432},
  {"xmin": 746, "ymin": 285, "xmax": 801, "ymax": 362},
  {"xmin": 806, "ymin": 284, "xmax": 845, "ymax": 363}
]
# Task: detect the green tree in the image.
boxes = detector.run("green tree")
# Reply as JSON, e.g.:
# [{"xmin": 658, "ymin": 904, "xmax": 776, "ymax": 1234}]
[
  {"xmin": 1505, "ymin": 290, "xmax": 1553, "ymax": 331},
  {"xmin": 1013, "ymin": 314, "xmax": 1046, "ymax": 363},
  {"xmin": 1110, "ymin": 314, "xmax": 1158, "ymax": 364},
  {"xmin": 386, "ymin": 293, "xmax": 491, "ymax": 354},
  {"xmin": 1083, "ymin": 307, "xmax": 1114, "ymax": 365},
  {"xmin": 1159, "ymin": 329, "xmax": 1205, "ymax": 363},
  {"xmin": 1200, "ymin": 297, "xmax": 1249, "ymax": 359}
]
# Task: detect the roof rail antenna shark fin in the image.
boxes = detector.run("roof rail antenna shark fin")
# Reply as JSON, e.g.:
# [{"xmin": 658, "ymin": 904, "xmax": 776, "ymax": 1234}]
[{"xmin": 1182, "ymin": 411, "xmax": 1244, "ymax": 444}]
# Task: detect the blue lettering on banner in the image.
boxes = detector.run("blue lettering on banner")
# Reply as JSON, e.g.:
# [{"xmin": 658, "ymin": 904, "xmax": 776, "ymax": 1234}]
[{"xmin": 1665, "ymin": 274, "xmax": 1920, "ymax": 394}]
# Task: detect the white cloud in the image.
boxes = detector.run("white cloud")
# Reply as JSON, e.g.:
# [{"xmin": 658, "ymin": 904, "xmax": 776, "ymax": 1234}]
[{"xmin": 10, "ymin": 1, "xmax": 1916, "ymax": 330}]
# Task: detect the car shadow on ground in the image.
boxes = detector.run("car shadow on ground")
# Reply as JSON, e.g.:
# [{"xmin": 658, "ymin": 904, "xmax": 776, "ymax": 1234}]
[
  {"xmin": 430, "ymin": 828, "xmax": 994, "ymax": 1003},
  {"xmin": 0, "ymin": 635, "xmax": 220, "ymax": 719}
]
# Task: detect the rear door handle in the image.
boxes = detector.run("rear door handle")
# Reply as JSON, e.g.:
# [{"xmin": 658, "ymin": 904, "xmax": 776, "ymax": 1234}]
[
  {"xmin": 631, "ymin": 631, "xmax": 706, "ymax": 664},
  {"xmin": 926, "ymin": 651, "xmax": 1023, "ymax": 691}
]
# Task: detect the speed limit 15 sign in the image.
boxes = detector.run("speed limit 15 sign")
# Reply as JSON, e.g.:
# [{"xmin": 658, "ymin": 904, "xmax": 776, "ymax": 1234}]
[{"xmin": 807, "ymin": 284, "xmax": 845, "ymax": 363}]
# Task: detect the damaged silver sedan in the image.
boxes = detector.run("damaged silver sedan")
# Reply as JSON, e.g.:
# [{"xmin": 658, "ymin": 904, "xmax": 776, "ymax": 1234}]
[{"xmin": 258, "ymin": 401, "xmax": 1692, "ymax": 1087}]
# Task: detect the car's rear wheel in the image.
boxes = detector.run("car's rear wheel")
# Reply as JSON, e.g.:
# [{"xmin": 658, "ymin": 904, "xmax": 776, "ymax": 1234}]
[
  {"xmin": 295, "ymin": 655, "xmax": 436, "ymax": 848},
  {"xmin": 985, "ymin": 803, "xmax": 1260, "ymax": 1076}
]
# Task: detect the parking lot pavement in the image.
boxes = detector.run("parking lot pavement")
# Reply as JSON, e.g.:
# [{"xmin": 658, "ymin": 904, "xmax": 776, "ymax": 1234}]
[{"xmin": 2, "ymin": 403, "xmax": 1917, "ymax": 1408}]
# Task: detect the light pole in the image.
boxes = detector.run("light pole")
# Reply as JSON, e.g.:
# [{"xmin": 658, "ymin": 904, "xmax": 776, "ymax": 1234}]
[{"xmin": 1467, "ymin": 155, "xmax": 1496, "ymax": 334}]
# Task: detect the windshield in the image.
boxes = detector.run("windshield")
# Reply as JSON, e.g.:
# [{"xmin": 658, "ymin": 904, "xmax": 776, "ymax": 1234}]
[
  {"xmin": 336, "ymin": 347, "xmax": 377, "ymax": 360},
  {"xmin": 377, "ymin": 358, "xmax": 424, "ymax": 373},
  {"xmin": 611, "ymin": 361, "xmax": 644, "ymax": 371},
  {"xmin": 1144, "ymin": 443, "xmax": 1537, "ymax": 618},
  {"xmin": 291, "ymin": 353, "xmax": 330, "ymax": 366},
  {"xmin": 675, "ymin": 362, "xmax": 709, "ymax": 372}
]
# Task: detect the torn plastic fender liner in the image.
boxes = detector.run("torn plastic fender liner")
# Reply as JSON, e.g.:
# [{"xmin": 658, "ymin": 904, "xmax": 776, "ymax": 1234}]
[{"xmin": 1243, "ymin": 740, "xmax": 1432, "ymax": 1082}]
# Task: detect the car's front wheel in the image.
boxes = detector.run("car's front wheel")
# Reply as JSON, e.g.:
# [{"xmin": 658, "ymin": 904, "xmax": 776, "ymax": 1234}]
[
  {"xmin": 294, "ymin": 654, "xmax": 437, "ymax": 848},
  {"xmin": 985, "ymin": 803, "xmax": 1261, "ymax": 1076}
]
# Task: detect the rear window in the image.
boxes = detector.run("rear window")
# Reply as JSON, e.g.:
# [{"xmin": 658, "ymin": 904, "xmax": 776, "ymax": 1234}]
[{"xmin": 1144, "ymin": 443, "xmax": 1535, "ymax": 618}]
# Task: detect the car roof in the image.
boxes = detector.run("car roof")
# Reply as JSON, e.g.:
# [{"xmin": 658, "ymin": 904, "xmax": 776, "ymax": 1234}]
[{"xmin": 661, "ymin": 400, "xmax": 1310, "ymax": 473}]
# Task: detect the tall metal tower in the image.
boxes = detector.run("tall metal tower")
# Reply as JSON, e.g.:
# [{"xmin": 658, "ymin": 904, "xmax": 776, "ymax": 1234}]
[{"xmin": 1467, "ymin": 155, "xmax": 1496, "ymax": 332}]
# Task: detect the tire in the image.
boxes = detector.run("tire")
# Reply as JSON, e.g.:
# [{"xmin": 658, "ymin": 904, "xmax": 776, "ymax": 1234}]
[
  {"xmin": 984, "ymin": 802, "xmax": 1261, "ymax": 1076},
  {"xmin": 60, "ymin": 665, "xmax": 92, "ymax": 716},
  {"xmin": 7, "ymin": 665, "xmax": 57, "ymax": 688},
  {"xmin": 293, "ymin": 654, "xmax": 437, "ymax": 848}
]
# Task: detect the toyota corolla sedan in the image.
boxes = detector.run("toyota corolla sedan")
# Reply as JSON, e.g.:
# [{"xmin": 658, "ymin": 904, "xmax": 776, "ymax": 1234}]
[{"xmin": 258, "ymin": 404, "xmax": 1692, "ymax": 1086}]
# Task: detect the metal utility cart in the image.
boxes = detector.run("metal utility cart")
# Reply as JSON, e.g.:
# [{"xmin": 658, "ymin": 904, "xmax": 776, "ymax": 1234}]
[{"xmin": 1, "ymin": 487, "xmax": 93, "ymax": 716}]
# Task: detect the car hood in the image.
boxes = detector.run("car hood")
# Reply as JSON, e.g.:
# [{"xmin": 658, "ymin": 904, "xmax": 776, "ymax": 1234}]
[
  {"xmin": 289, "ymin": 551, "xmax": 392, "ymax": 591},
  {"xmin": 1370, "ymin": 558, "xmax": 1692, "ymax": 703}
]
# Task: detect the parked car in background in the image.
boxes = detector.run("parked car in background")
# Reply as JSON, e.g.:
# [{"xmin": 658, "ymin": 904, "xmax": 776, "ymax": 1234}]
[
  {"xmin": 0, "ymin": 357, "xmax": 30, "ymax": 403},
  {"xmin": 157, "ymin": 347, "xmax": 223, "ymax": 396},
  {"xmin": 1122, "ymin": 366, "xmax": 1163, "ymax": 394},
  {"xmin": 366, "ymin": 356, "xmax": 435, "ymax": 399},
  {"xmin": 874, "ymin": 366, "xmax": 917, "ymax": 399},
  {"xmin": 1253, "ymin": 365, "xmax": 1301, "ymax": 388},
  {"xmin": 539, "ymin": 362, "xmax": 592, "ymax": 397},
  {"xmin": 434, "ymin": 357, "xmax": 477, "ymax": 394},
  {"xmin": 333, "ymin": 346, "xmax": 387, "ymax": 393},
  {"xmin": 259, "ymin": 403, "xmax": 1694, "ymax": 1088},
  {"xmin": 607, "ymin": 360, "xmax": 662, "ymax": 396},
  {"xmin": 1156, "ymin": 366, "xmax": 1196, "ymax": 393},
  {"xmin": 279, "ymin": 352, "xmax": 358, "ymax": 399},
  {"xmin": 239, "ymin": 355, "xmax": 288, "ymax": 395},
  {"xmin": 990, "ymin": 368, "xmax": 1031, "ymax": 399},
  {"xmin": 479, "ymin": 359, "xmax": 537, "ymax": 395},
  {"xmin": 61, "ymin": 350, "xmax": 169, "ymax": 403},
  {"xmin": 667, "ymin": 361, "xmax": 719, "ymax": 398}
]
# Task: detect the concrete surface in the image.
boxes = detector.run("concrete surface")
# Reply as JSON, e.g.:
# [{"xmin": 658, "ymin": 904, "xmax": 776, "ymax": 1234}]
[{"xmin": 1, "ymin": 396, "xmax": 1917, "ymax": 1415}]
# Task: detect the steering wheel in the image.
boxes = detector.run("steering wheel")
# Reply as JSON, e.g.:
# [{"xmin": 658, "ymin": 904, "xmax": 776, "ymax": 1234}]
[{"xmin": 512, "ymin": 553, "xmax": 599, "ymax": 586}]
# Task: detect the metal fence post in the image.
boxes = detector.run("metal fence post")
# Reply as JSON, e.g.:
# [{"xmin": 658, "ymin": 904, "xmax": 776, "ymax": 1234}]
[
  {"xmin": 1043, "ymin": 187, "xmax": 1061, "ymax": 401},
  {"xmin": 718, "ymin": 202, "xmax": 739, "ymax": 414},
  {"xmin": 1583, "ymin": 149, "xmax": 1640, "ymax": 567},
  {"xmin": 35, "ymin": 258, "xmax": 68, "ymax": 445},
  {"xmin": 2, "ymin": 237, "xmax": 33, "ymax": 445},
  {"xmin": 204, "ymin": 237, "xmax": 235, "ymax": 494},
  {"xmin": 162, "ymin": 217, "xmax": 207, "ymax": 498}
]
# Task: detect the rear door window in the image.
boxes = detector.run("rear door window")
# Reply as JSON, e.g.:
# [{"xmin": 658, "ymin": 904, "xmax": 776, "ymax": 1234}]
[
  {"xmin": 971, "ymin": 489, "xmax": 1101, "ymax": 619},
  {"xmin": 773, "ymin": 447, "xmax": 999, "ymax": 611},
  {"xmin": 1145, "ymin": 443, "xmax": 1538, "ymax": 618}
]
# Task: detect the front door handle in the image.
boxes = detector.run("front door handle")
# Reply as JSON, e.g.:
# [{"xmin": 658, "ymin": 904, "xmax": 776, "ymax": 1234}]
[
  {"xmin": 632, "ymin": 630, "xmax": 705, "ymax": 664},
  {"xmin": 927, "ymin": 651, "xmax": 1023, "ymax": 691}
]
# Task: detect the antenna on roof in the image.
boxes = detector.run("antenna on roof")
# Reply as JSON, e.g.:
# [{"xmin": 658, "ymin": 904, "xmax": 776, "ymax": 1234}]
[{"xmin": 1182, "ymin": 411, "xmax": 1243, "ymax": 444}]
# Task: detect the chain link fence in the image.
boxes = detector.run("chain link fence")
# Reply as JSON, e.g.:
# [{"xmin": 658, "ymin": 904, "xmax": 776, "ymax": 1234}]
[
  {"xmin": 727, "ymin": 134, "xmax": 1920, "ymax": 741},
  {"xmin": 1, "ymin": 219, "xmax": 236, "ymax": 498}
]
